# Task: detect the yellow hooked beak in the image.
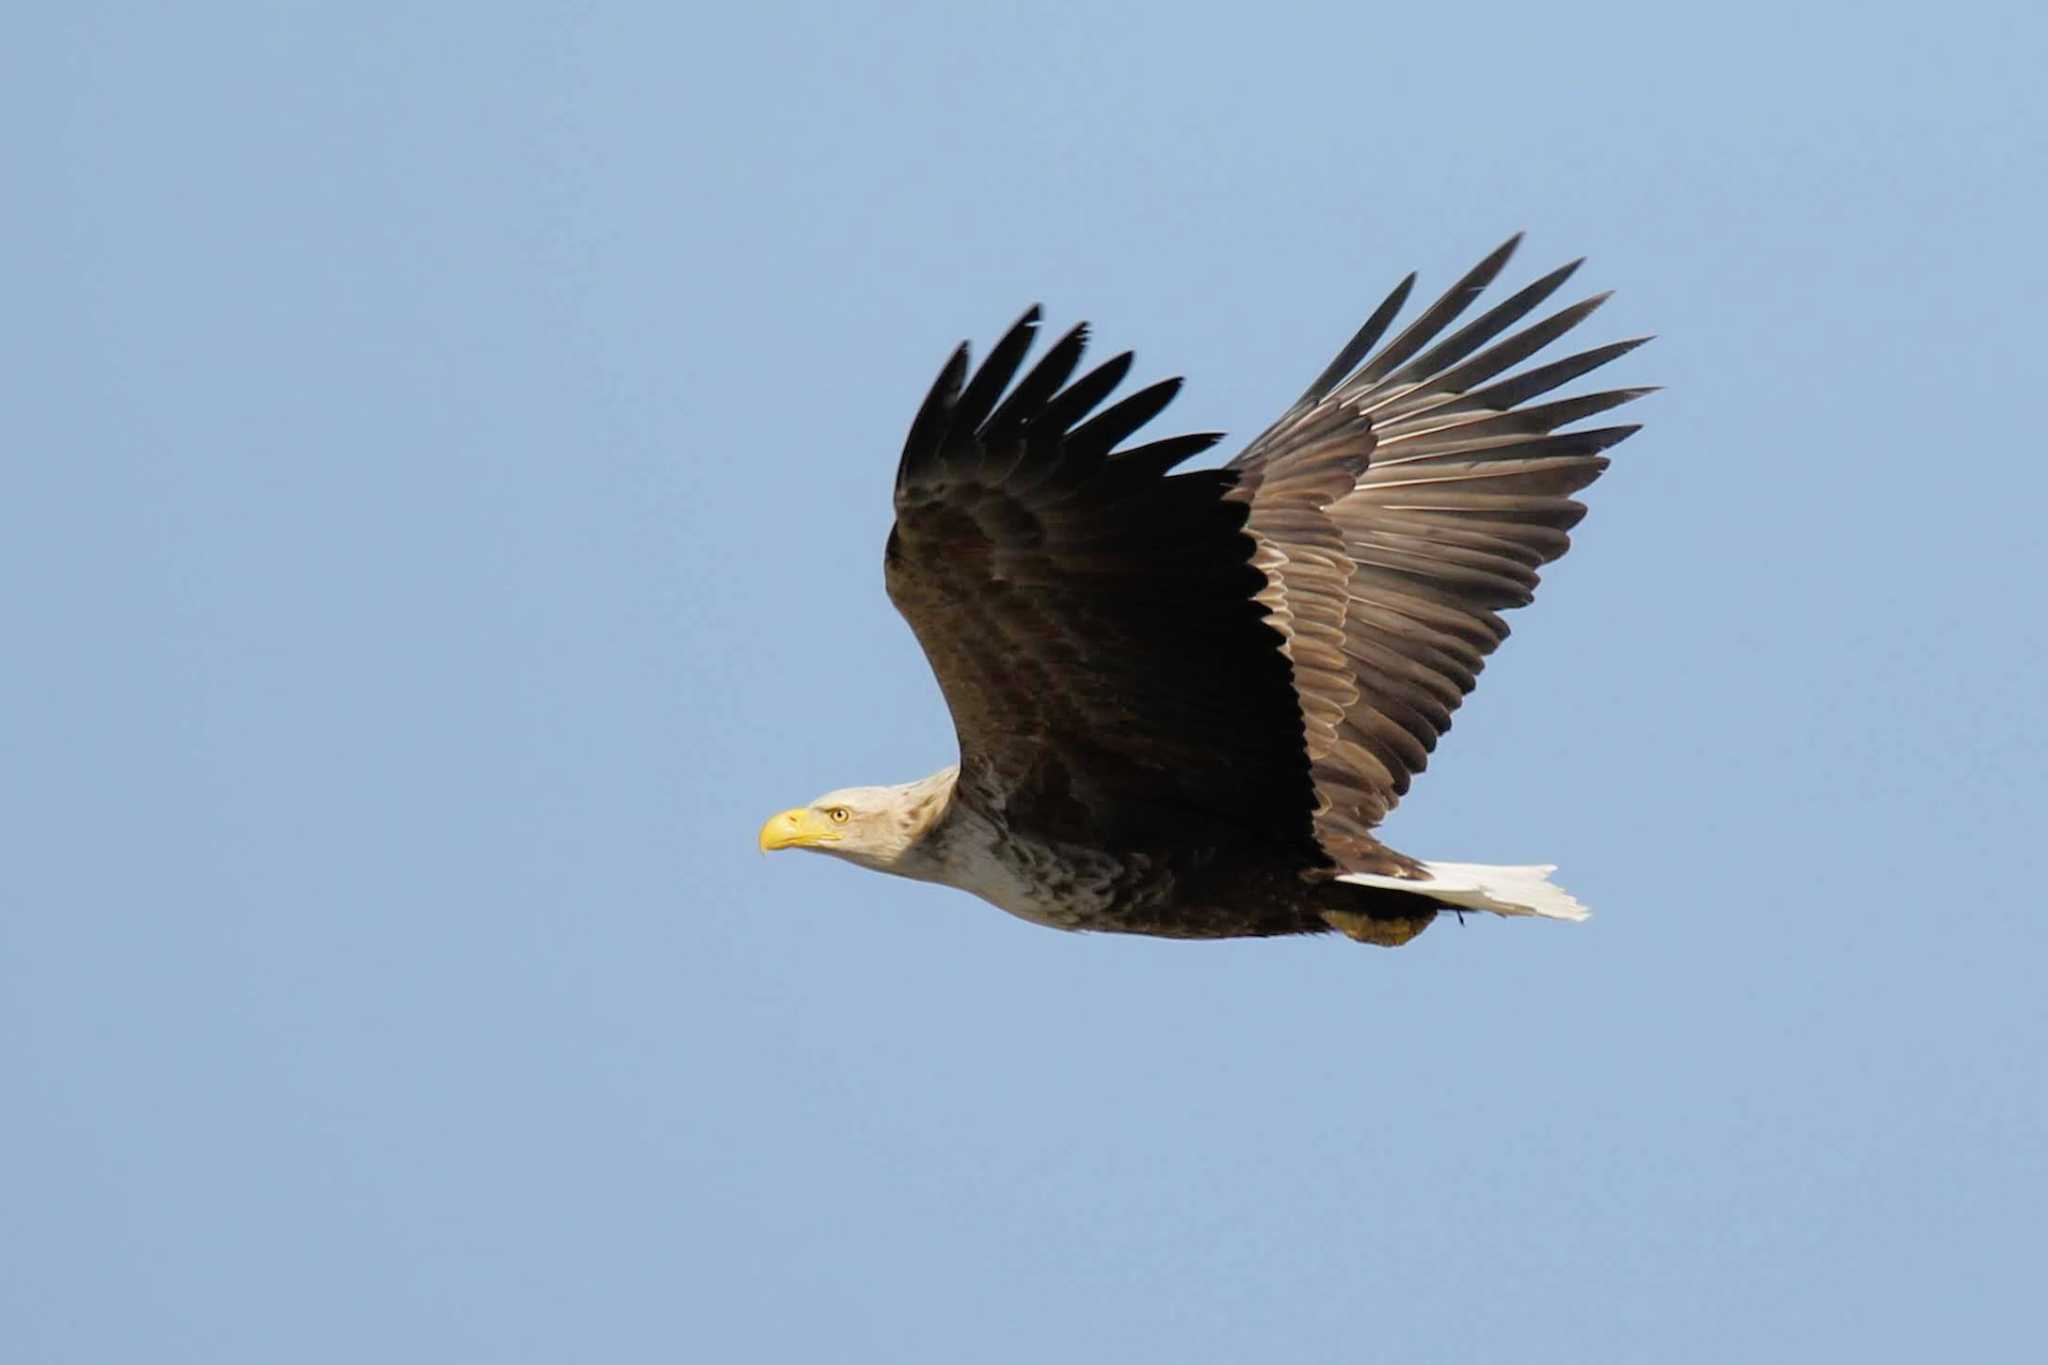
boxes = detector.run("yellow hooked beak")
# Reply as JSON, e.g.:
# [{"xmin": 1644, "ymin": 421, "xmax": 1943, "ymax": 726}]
[{"xmin": 758, "ymin": 807, "xmax": 837, "ymax": 852}]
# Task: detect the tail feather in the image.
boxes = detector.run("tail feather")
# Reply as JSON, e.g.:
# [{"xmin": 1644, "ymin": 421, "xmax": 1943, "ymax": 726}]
[{"xmin": 1337, "ymin": 861, "xmax": 1590, "ymax": 922}]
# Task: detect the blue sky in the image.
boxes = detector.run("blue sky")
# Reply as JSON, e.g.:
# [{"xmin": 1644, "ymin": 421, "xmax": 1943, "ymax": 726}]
[{"xmin": 7, "ymin": 2, "xmax": 2044, "ymax": 1360}]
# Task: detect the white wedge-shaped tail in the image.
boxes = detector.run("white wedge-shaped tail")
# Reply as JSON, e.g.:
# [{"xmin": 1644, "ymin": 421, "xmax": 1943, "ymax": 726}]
[{"xmin": 1337, "ymin": 862, "xmax": 1590, "ymax": 922}]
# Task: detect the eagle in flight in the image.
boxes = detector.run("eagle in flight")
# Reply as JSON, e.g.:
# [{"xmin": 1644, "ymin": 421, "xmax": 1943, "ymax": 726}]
[{"xmin": 760, "ymin": 236, "xmax": 1648, "ymax": 946}]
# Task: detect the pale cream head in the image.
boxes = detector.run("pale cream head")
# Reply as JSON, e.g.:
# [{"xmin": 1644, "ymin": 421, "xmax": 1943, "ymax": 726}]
[{"xmin": 756, "ymin": 769, "xmax": 957, "ymax": 873}]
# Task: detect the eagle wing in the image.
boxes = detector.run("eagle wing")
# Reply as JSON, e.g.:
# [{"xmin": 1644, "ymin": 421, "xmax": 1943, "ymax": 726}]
[
  {"xmin": 885, "ymin": 311, "xmax": 1324, "ymax": 855},
  {"xmin": 1228, "ymin": 235, "xmax": 1651, "ymax": 867},
  {"xmin": 886, "ymin": 238, "xmax": 1649, "ymax": 873}
]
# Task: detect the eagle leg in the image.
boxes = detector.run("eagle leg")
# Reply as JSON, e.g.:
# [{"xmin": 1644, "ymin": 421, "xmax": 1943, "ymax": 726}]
[{"xmin": 1320, "ymin": 908, "xmax": 1436, "ymax": 948}]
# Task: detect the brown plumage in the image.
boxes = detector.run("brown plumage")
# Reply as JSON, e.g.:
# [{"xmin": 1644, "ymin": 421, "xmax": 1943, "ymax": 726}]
[{"xmin": 760, "ymin": 235, "xmax": 1649, "ymax": 946}]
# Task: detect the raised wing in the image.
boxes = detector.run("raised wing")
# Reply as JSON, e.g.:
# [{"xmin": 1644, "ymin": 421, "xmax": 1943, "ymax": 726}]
[
  {"xmin": 886, "ymin": 311, "xmax": 1323, "ymax": 856},
  {"xmin": 1230, "ymin": 235, "xmax": 1651, "ymax": 865}
]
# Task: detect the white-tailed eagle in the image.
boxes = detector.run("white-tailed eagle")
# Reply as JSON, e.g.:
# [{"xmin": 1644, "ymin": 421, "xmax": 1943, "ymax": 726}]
[{"xmin": 760, "ymin": 236, "xmax": 1648, "ymax": 947}]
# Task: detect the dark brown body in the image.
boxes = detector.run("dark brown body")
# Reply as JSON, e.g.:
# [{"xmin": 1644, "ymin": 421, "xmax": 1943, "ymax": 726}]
[
  {"xmin": 1088, "ymin": 850, "xmax": 1442, "ymax": 945},
  {"xmin": 911, "ymin": 801, "xmax": 1441, "ymax": 945}
]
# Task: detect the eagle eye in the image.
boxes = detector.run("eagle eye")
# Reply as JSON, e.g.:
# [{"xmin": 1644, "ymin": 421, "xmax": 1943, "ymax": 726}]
[{"xmin": 826, "ymin": 806, "xmax": 851, "ymax": 824}]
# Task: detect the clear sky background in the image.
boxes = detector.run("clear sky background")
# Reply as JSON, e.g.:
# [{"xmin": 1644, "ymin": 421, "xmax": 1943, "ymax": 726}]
[{"xmin": 7, "ymin": 2, "xmax": 2045, "ymax": 1360}]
